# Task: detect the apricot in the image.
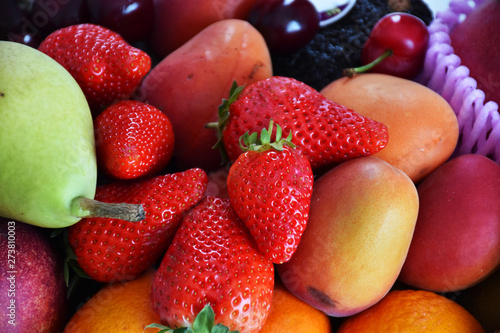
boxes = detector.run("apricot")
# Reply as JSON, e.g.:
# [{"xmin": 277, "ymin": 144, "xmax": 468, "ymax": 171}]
[{"xmin": 321, "ymin": 73, "xmax": 459, "ymax": 183}]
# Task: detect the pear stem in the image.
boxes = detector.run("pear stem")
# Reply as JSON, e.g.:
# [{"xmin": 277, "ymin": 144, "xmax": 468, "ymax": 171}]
[
  {"xmin": 343, "ymin": 49, "xmax": 393, "ymax": 77},
  {"xmin": 70, "ymin": 197, "xmax": 145, "ymax": 222}
]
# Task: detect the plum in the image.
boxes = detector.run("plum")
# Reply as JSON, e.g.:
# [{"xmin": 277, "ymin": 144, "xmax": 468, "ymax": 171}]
[
  {"xmin": 450, "ymin": 0, "xmax": 500, "ymax": 107},
  {"xmin": 399, "ymin": 154, "xmax": 500, "ymax": 292},
  {"xmin": 0, "ymin": 219, "xmax": 67, "ymax": 332}
]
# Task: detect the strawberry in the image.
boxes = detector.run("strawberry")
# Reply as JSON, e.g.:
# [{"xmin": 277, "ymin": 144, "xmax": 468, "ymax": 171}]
[
  {"xmin": 226, "ymin": 121, "xmax": 313, "ymax": 264},
  {"xmin": 209, "ymin": 76, "xmax": 389, "ymax": 169},
  {"xmin": 151, "ymin": 196, "xmax": 274, "ymax": 333},
  {"xmin": 146, "ymin": 305, "xmax": 239, "ymax": 333},
  {"xmin": 68, "ymin": 168, "xmax": 208, "ymax": 283},
  {"xmin": 38, "ymin": 23, "xmax": 151, "ymax": 111},
  {"xmin": 94, "ymin": 100, "xmax": 175, "ymax": 180}
]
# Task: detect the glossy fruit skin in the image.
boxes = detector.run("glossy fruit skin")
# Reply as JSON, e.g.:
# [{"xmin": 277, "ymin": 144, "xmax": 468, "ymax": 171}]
[
  {"xmin": 31, "ymin": 0, "xmax": 89, "ymax": 35},
  {"xmin": 94, "ymin": 100, "xmax": 174, "ymax": 180},
  {"xmin": 399, "ymin": 154, "xmax": 500, "ymax": 293},
  {"xmin": 0, "ymin": 41, "xmax": 96, "ymax": 229},
  {"xmin": 86, "ymin": 0, "xmax": 154, "ymax": 42},
  {"xmin": 259, "ymin": 281, "xmax": 331, "ymax": 333},
  {"xmin": 0, "ymin": 0, "xmax": 22, "ymax": 39},
  {"xmin": 151, "ymin": 196, "xmax": 274, "ymax": 333},
  {"xmin": 38, "ymin": 24, "xmax": 151, "ymax": 112},
  {"xmin": 0, "ymin": 0, "xmax": 41, "ymax": 47},
  {"xmin": 278, "ymin": 156, "xmax": 419, "ymax": 317},
  {"xmin": 320, "ymin": 73, "xmax": 459, "ymax": 183},
  {"xmin": 227, "ymin": 145, "xmax": 313, "ymax": 264},
  {"xmin": 0, "ymin": 0, "xmax": 89, "ymax": 48},
  {"xmin": 219, "ymin": 76, "xmax": 389, "ymax": 170},
  {"xmin": 63, "ymin": 270, "xmax": 160, "ymax": 333},
  {"xmin": 337, "ymin": 289, "xmax": 485, "ymax": 332},
  {"xmin": 361, "ymin": 12, "xmax": 429, "ymax": 79},
  {"xmin": 0, "ymin": 220, "xmax": 68, "ymax": 332},
  {"xmin": 68, "ymin": 168, "xmax": 208, "ymax": 283},
  {"xmin": 450, "ymin": 0, "xmax": 500, "ymax": 106},
  {"xmin": 247, "ymin": 0, "xmax": 319, "ymax": 53},
  {"xmin": 137, "ymin": 19, "xmax": 272, "ymax": 172}
]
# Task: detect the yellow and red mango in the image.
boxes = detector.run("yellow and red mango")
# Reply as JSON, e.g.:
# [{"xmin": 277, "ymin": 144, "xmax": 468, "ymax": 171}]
[{"xmin": 278, "ymin": 157, "xmax": 419, "ymax": 317}]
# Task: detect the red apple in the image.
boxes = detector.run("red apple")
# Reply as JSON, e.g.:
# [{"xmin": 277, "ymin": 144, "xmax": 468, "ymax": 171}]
[
  {"xmin": 0, "ymin": 219, "xmax": 68, "ymax": 332},
  {"xmin": 399, "ymin": 154, "xmax": 500, "ymax": 292}
]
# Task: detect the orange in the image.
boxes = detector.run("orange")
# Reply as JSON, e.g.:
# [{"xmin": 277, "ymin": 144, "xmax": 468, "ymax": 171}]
[
  {"xmin": 259, "ymin": 281, "xmax": 331, "ymax": 333},
  {"xmin": 64, "ymin": 270, "xmax": 161, "ymax": 333},
  {"xmin": 337, "ymin": 289, "xmax": 485, "ymax": 333}
]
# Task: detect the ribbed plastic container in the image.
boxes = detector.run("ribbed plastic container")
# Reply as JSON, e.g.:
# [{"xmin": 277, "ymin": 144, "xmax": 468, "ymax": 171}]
[{"xmin": 417, "ymin": 0, "xmax": 500, "ymax": 163}]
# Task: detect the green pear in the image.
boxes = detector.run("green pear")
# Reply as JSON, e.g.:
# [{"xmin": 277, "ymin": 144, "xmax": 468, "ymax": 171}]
[{"xmin": 0, "ymin": 41, "xmax": 143, "ymax": 228}]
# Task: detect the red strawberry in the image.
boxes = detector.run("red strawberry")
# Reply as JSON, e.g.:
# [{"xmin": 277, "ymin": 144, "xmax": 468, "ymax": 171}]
[
  {"xmin": 227, "ymin": 121, "xmax": 314, "ymax": 264},
  {"xmin": 94, "ymin": 100, "xmax": 175, "ymax": 180},
  {"xmin": 38, "ymin": 23, "xmax": 151, "ymax": 111},
  {"xmin": 209, "ymin": 76, "xmax": 389, "ymax": 169},
  {"xmin": 68, "ymin": 168, "xmax": 208, "ymax": 283},
  {"xmin": 146, "ymin": 305, "xmax": 238, "ymax": 332},
  {"xmin": 151, "ymin": 196, "xmax": 274, "ymax": 333}
]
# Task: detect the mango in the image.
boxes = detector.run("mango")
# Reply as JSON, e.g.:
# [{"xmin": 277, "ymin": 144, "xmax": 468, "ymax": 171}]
[
  {"xmin": 321, "ymin": 73, "xmax": 459, "ymax": 183},
  {"xmin": 137, "ymin": 19, "xmax": 272, "ymax": 172},
  {"xmin": 278, "ymin": 157, "xmax": 419, "ymax": 317}
]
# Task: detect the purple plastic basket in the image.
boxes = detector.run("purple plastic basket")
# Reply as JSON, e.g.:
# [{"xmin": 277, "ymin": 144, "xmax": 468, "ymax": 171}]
[{"xmin": 417, "ymin": 0, "xmax": 500, "ymax": 163}]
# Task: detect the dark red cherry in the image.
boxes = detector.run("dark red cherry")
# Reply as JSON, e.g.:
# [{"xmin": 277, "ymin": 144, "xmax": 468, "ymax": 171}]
[
  {"xmin": 31, "ymin": 0, "xmax": 89, "ymax": 34},
  {"xmin": 85, "ymin": 0, "xmax": 154, "ymax": 42},
  {"xmin": 247, "ymin": 0, "xmax": 320, "ymax": 54},
  {"xmin": 1, "ymin": 0, "xmax": 89, "ymax": 48},
  {"xmin": 0, "ymin": 0, "xmax": 24, "ymax": 41},
  {"xmin": 345, "ymin": 12, "xmax": 430, "ymax": 79}
]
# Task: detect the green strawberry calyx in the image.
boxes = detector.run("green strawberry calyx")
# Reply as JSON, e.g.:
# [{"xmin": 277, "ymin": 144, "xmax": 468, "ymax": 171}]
[
  {"xmin": 239, "ymin": 119, "xmax": 296, "ymax": 153},
  {"xmin": 50, "ymin": 228, "xmax": 91, "ymax": 299},
  {"xmin": 204, "ymin": 80, "xmax": 245, "ymax": 163},
  {"xmin": 145, "ymin": 305, "xmax": 239, "ymax": 333}
]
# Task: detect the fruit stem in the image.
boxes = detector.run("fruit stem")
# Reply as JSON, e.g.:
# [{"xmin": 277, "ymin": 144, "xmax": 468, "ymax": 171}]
[
  {"xmin": 69, "ymin": 197, "xmax": 145, "ymax": 222},
  {"xmin": 343, "ymin": 49, "xmax": 393, "ymax": 77}
]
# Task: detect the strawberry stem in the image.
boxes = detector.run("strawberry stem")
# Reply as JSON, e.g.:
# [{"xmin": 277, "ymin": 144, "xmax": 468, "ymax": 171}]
[
  {"xmin": 69, "ymin": 196, "xmax": 145, "ymax": 222},
  {"xmin": 343, "ymin": 49, "xmax": 393, "ymax": 77}
]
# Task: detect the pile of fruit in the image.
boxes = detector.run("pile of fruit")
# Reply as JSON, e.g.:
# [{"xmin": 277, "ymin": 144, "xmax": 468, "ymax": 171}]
[{"xmin": 0, "ymin": 0, "xmax": 499, "ymax": 332}]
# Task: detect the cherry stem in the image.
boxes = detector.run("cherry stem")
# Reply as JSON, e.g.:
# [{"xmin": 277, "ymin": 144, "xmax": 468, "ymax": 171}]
[
  {"xmin": 343, "ymin": 49, "xmax": 393, "ymax": 77},
  {"xmin": 69, "ymin": 196, "xmax": 145, "ymax": 222}
]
